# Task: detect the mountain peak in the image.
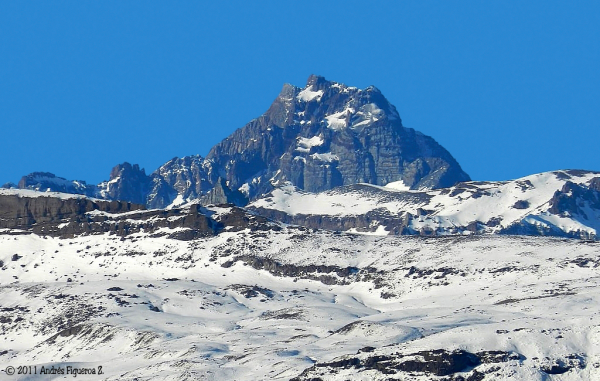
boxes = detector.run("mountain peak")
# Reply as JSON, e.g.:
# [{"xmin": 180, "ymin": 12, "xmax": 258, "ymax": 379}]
[
  {"xmin": 207, "ymin": 76, "xmax": 470, "ymax": 197},
  {"xmin": 109, "ymin": 162, "xmax": 145, "ymax": 180},
  {"xmin": 305, "ymin": 74, "xmax": 329, "ymax": 88}
]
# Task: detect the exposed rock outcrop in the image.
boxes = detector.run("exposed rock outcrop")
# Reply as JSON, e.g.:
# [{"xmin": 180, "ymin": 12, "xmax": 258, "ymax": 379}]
[
  {"xmin": 152, "ymin": 156, "xmax": 216, "ymax": 200},
  {"xmin": 199, "ymin": 178, "xmax": 248, "ymax": 207},
  {"xmin": 97, "ymin": 163, "xmax": 152, "ymax": 205},
  {"xmin": 207, "ymin": 75, "xmax": 470, "ymax": 199},
  {"xmin": 292, "ymin": 349, "xmax": 523, "ymax": 380},
  {"xmin": 0, "ymin": 191, "xmax": 143, "ymax": 230},
  {"xmin": 0, "ymin": 190, "xmax": 278, "ymax": 240}
]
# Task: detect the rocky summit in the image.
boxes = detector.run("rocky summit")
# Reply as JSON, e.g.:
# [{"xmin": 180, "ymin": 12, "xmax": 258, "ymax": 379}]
[
  {"xmin": 206, "ymin": 75, "xmax": 470, "ymax": 199},
  {"xmin": 5, "ymin": 75, "xmax": 470, "ymax": 208}
]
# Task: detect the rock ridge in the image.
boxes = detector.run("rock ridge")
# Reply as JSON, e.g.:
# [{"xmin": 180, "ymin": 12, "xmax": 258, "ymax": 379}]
[{"xmin": 6, "ymin": 75, "xmax": 470, "ymax": 208}]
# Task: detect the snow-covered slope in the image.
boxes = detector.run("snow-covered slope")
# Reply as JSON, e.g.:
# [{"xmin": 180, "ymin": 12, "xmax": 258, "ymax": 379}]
[
  {"xmin": 249, "ymin": 169, "xmax": 600, "ymax": 240},
  {"xmin": 0, "ymin": 188, "xmax": 100, "ymax": 201},
  {"xmin": 1, "ymin": 224, "xmax": 600, "ymax": 380}
]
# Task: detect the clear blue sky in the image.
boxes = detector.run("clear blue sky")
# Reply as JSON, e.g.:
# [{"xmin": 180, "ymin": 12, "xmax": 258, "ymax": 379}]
[{"xmin": 1, "ymin": 1, "xmax": 599, "ymax": 185}]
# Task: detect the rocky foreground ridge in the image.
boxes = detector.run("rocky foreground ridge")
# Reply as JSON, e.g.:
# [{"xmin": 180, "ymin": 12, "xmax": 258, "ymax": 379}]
[
  {"xmin": 0, "ymin": 189, "xmax": 274, "ymax": 241},
  {"xmin": 3, "ymin": 75, "xmax": 470, "ymax": 208}
]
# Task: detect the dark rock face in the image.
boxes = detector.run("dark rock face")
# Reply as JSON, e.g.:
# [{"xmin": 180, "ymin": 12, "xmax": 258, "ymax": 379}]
[
  {"xmin": 0, "ymin": 191, "xmax": 279, "ymax": 240},
  {"xmin": 512, "ymin": 200, "xmax": 530, "ymax": 209},
  {"xmin": 97, "ymin": 157, "xmax": 225, "ymax": 209},
  {"xmin": 292, "ymin": 349, "xmax": 523, "ymax": 380},
  {"xmin": 540, "ymin": 353, "xmax": 586, "ymax": 374},
  {"xmin": 226, "ymin": 284, "xmax": 274, "ymax": 299},
  {"xmin": 250, "ymin": 205, "xmax": 414, "ymax": 235},
  {"xmin": 146, "ymin": 155, "xmax": 218, "ymax": 208},
  {"xmin": 207, "ymin": 75, "xmax": 470, "ymax": 199},
  {"xmin": 589, "ymin": 177, "xmax": 600, "ymax": 192},
  {"xmin": 145, "ymin": 176, "xmax": 178, "ymax": 209},
  {"xmin": 221, "ymin": 254, "xmax": 363, "ymax": 286},
  {"xmin": 0, "ymin": 192, "xmax": 143, "ymax": 231},
  {"xmin": 393, "ymin": 349, "xmax": 481, "ymax": 376},
  {"xmin": 154, "ymin": 156, "xmax": 216, "ymax": 198},
  {"xmin": 199, "ymin": 178, "xmax": 248, "ymax": 207},
  {"xmin": 97, "ymin": 163, "xmax": 152, "ymax": 205},
  {"xmin": 145, "ymin": 159, "xmax": 247, "ymax": 208},
  {"xmin": 46, "ymin": 205, "xmax": 218, "ymax": 240},
  {"xmin": 548, "ymin": 179, "xmax": 600, "ymax": 217}
]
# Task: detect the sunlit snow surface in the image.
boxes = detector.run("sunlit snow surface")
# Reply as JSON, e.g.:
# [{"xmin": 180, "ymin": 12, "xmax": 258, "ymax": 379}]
[
  {"xmin": 1, "ymin": 227, "xmax": 600, "ymax": 380},
  {"xmin": 250, "ymin": 170, "xmax": 600, "ymax": 238},
  {"xmin": 295, "ymin": 136, "xmax": 324, "ymax": 153},
  {"xmin": 296, "ymin": 86, "xmax": 324, "ymax": 102},
  {"xmin": 0, "ymin": 189, "xmax": 98, "ymax": 201}
]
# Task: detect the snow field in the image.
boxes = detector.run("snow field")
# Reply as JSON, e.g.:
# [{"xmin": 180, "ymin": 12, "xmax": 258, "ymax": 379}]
[{"xmin": 1, "ymin": 230, "xmax": 600, "ymax": 380}]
